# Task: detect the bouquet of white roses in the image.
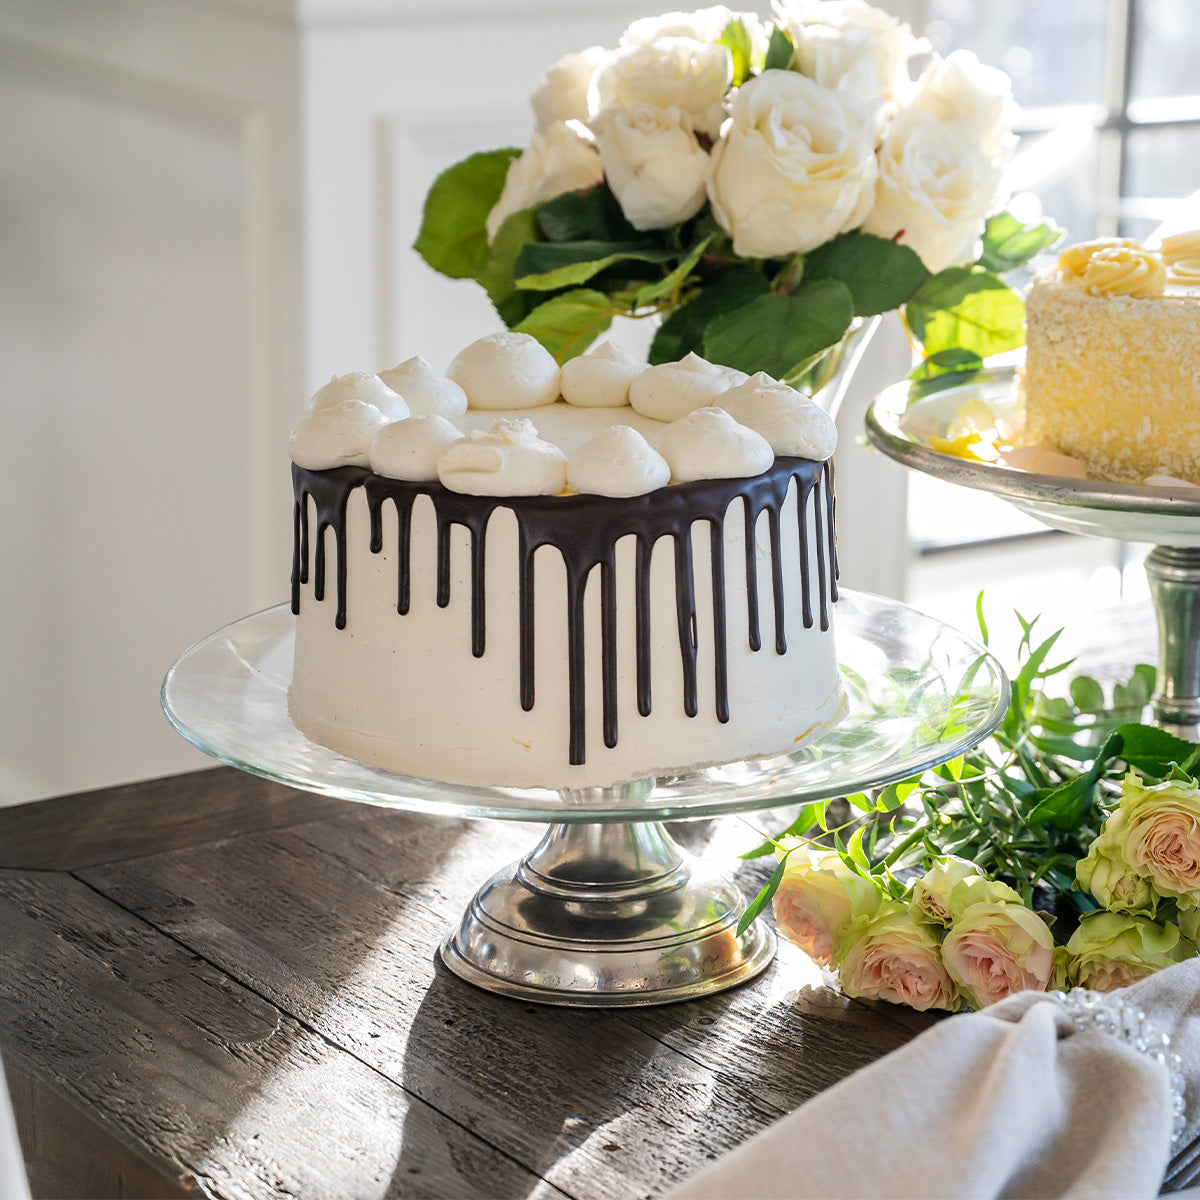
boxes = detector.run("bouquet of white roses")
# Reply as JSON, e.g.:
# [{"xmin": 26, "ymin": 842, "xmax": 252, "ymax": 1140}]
[
  {"xmin": 747, "ymin": 607, "xmax": 1200, "ymax": 1012},
  {"xmin": 414, "ymin": 2, "xmax": 1060, "ymax": 388}
]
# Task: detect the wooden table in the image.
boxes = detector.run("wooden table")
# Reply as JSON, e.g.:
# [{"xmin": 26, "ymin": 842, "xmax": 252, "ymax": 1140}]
[{"xmin": 0, "ymin": 766, "xmax": 936, "ymax": 1200}]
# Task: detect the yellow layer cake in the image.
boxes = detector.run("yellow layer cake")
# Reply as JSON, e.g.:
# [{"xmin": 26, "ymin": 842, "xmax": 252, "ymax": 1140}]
[{"xmin": 1023, "ymin": 233, "xmax": 1200, "ymax": 484}]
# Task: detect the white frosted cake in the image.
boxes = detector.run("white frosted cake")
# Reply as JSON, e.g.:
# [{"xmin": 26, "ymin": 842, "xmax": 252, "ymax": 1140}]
[{"xmin": 288, "ymin": 333, "xmax": 846, "ymax": 789}]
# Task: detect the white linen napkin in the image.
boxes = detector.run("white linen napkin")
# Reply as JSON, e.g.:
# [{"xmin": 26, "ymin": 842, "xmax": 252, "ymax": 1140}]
[{"xmin": 669, "ymin": 958, "xmax": 1200, "ymax": 1200}]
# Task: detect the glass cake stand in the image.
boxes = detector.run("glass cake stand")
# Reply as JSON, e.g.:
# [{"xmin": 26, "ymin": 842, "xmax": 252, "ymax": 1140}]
[
  {"xmin": 867, "ymin": 367, "xmax": 1200, "ymax": 738},
  {"xmin": 162, "ymin": 590, "xmax": 1007, "ymax": 1007}
]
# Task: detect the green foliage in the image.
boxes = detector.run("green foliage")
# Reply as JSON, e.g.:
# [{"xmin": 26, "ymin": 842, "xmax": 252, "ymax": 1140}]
[
  {"xmin": 479, "ymin": 207, "xmax": 544, "ymax": 326},
  {"xmin": 514, "ymin": 240, "xmax": 678, "ymax": 290},
  {"xmin": 742, "ymin": 599, "xmax": 1172, "ymax": 930},
  {"xmin": 536, "ymin": 187, "xmax": 638, "ymax": 243},
  {"xmin": 763, "ymin": 24, "xmax": 795, "ymax": 72},
  {"xmin": 718, "ymin": 18, "xmax": 753, "ymax": 87},
  {"xmin": 649, "ymin": 267, "xmax": 769, "ymax": 363},
  {"xmin": 512, "ymin": 288, "xmax": 618, "ymax": 363},
  {"xmin": 413, "ymin": 148, "xmax": 520, "ymax": 279},
  {"xmin": 804, "ymin": 233, "xmax": 930, "ymax": 316},
  {"xmin": 906, "ymin": 266, "xmax": 1025, "ymax": 360},
  {"xmin": 907, "ymin": 348, "xmax": 985, "ymax": 402},
  {"xmin": 979, "ymin": 212, "xmax": 1063, "ymax": 274},
  {"xmin": 703, "ymin": 281, "xmax": 854, "ymax": 378}
]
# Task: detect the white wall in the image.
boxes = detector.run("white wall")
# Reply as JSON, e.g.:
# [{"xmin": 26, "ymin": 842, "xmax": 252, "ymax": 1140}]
[{"xmin": 0, "ymin": 0, "xmax": 914, "ymax": 806}]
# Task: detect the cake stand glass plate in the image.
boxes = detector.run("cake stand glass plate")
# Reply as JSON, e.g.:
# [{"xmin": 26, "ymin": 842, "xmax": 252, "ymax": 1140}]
[
  {"xmin": 866, "ymin": 368, "xmax": 1200, "ymax": 739},
  {"xmin": 163, "ymin": 591, "xmax": 1007, "ymax": 1006}
]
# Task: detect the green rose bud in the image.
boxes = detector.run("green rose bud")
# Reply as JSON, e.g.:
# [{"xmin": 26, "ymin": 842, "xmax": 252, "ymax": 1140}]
[
  {"xmin": 1076, "ymin": 837, "xmax": 1156, "ymax": 915},
  {"xmin": 1065, "ymin": 910, "xmax": 1197, "ymax": 992},
  {"xmin": 909, "ymin": 855, "xmax": 1022, "ymax": 927}
]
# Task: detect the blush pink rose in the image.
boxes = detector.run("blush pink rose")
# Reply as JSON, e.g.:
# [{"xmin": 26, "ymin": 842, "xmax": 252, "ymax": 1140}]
[
  {"xmin": 771, "ymin": 843, "xmax": 881, "ymax": 966},
  {"xmin": 836, "ymin": 904, "xmax": 960, "ymax": 1012},
  {"xmin": 1111, "ymin": 774, "xmax": 1200, "ymax": 898},
  {"xmin": 942, "ymin": 901, "xmax": 1055, "ymax": 1008}
]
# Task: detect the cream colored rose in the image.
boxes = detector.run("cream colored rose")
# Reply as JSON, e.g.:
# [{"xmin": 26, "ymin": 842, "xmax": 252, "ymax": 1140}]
[
  {"xmin": 771, "ymin": 842, "xmax": 882, "ymax": 966},
  {"xmin": 941, "ymin": 901, "xmax": 1055, "ymax": 1008},
  {"xmin": 588, "ymin": 37, "xmax": 733, "ymax": 139},
  {"xmin": 707, "ymin": 70, "xmax": 877, "ymax": 259},
  {"xmin": 531, "ymin": 47, "xmax": 607, "ymax": 132},
  {"xmin": 593, "ymin": 104, "xmax": 710, "ymax": 231},
  {"xmin": 775, "ymin": 0, "xmax": 927, "ymax": 106},
  {"xmin": 1109, "ymin": 773, "xmax": 1200, "ymax": 898},
  {"xmin": 622, "ymin": 6, "xmax": 757, "ymax": 46},
  {"xmin": 909, "ymin": 856, "xmax": 1021, "ymax": 927},
  {"xmin": 486, "ymin": 121, "xmax": 604, "ymax": 241},
  {"xmin": 1066, "ymin": 911, "xmax": 1196, "ymax": 992},
  {"xmin": 837, "ymin": 902, "xmax": 961, "ymax": 1012},
  {"xmin": 909, "ymin": 50, "xmax": 1017, "ymax": 166},
  {"xmin": 1075, "ymin": 837, "xmax": 1156, "ymax": 915},
  {"xmin": 862, "ymin": 109, "xmax": 1003, "ymax": 273}
]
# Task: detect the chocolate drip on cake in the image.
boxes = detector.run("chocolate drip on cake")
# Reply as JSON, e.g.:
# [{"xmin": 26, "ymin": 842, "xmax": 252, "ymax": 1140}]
[{"xmin": 291, "ymin": 459, "xmax": 835, "ymax": 766}]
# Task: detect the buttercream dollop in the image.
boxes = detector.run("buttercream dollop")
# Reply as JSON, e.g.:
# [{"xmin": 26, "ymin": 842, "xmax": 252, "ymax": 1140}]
[
  {"xmin": 719, "ymin": 373, "xmax": 839, "ymax": 460},
  {"xmin": 437, "ymin": 418, "xmax": 567, "ymax": 496},
  {"xmin": 370, "ymin": 415, "xmax": 464, "ymax": 481},
  {"xmin": 629, "ymin": 353, "xmax": 748, "ymax": 422},
  {"xmin": 656, "ymin": 407, "xmax": 774, "ymax": 482},
  {"xmin": 446, "ymin": 332, "xmax": 561, "ymax": 410},
  {"xmin": 560, "ymin": 342, "xmax": 644, "ymax": 408},
  {"xmin": 290, "ymin": 374, "xmax": 395, "ymax": 469},
  {"xmin": 377, "ymin": 355, "xmax": 468, "ymax": 418},
  {"xmin": 566, "ymin": 425, "xmax": 670, "ymax": 496}
]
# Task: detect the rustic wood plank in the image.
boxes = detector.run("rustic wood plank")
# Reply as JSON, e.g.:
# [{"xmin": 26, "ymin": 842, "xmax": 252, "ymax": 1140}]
[
  {"xmin": 78, "ymin": 807, "xmax": 917, "ymax": 1200},
  {"xmin": 0, "ymin": 767, "xmax": 343, "ymax": 872},
  {"xmin": 0, "ymin": 869, "xmax": 567, "ymax": 1200}
]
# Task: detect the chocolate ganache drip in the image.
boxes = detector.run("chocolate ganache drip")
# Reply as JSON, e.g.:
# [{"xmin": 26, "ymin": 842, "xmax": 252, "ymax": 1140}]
[{"xmin": 291, "ymin": 458, "xmax": 837, "ymax": 766}]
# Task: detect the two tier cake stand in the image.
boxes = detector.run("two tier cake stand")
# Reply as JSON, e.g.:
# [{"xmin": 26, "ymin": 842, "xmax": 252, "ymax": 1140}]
[
  {"xmin": 867, "ymin": 367, "xmax": 1200, "ymax": 740},
  {"xmin": 163, "ymin": 589, "xmax": 1007, "ymax": 1007}
]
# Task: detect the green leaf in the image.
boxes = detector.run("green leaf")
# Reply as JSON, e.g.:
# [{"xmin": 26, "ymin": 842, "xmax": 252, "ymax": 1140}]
[
  {"xmin": 906, "ymin": 266, "xmax": 1026, "ymax": 360},
  {"xmin": 763, "ymin": 23, "xmax": 795, "ymax": 71},
  {"xmin": 536, "ymin": 186, "xmax": 638, "ymax": 244},
  {"xmin": 736, "ymin": 855, "xmax": 790, "ymax": 935},
  {"xmin": 718, "ymin": 18, "xmax": 753, "ymax": 87},
  {"xmin": 1069, "ymin": 675, "xmax": 1105, "ymax": 714},
  {"xmin": 413, "ymin": 148, "xmax": 520, "ymax": 280},
  {"xmin": 634, "ymin": 236, "xmax": 712, "ymax": 309},
  {"xmin": 513, "ymin": 288, "xmax": 616, "ymax": 363},
  {"xmin": 978, "ymin": 212, "xmax": 1063, "ymax": 274},
  {"xmin": 975, "ymin": 592, "xmax": 989, "ymax": 647},
  {"xmin": 703, "ymin": 280, "xmax": 854, "ymax": 379},
  {"xmin": 804, "ymin": 233, "xmax": 930, "ymax": 316},
  {"xmin": 649, "ymin": 266, "xmax": 769, "ymax": 363},
  {"xmin": 1111, "ymin": 722, "xmax": 1197, "ymax": 777},
  {"xmin": 740, "ymin": 802, "xmax": 826, "ymax": 858},
  {"xmin": 514, "ymin": 240, "xmax": 677, "ymax": 290},
  {"xmin": 478, "ymin": 206, "xmax": 543, "ymax": 327}
]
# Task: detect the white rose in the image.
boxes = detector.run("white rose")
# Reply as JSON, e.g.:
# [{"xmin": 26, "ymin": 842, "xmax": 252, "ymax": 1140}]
[
  {"xmin": 774, "ymin": 0, "xmax": 928, "ymax": 105},
  {"xmin": 588, "ymin": 37, "xmax": 733, "ymax": 139},
  {"xmin": 909, "ymin": 50, "xmax": 1017, "ymax": 166},
  {"xmin": 622, "ymin": 6, "xmax": 742, "ymax": 45},
  {"xmin": 593, "ymin": 104, "xmax": 710, "ymax": 231},
  {"xmin": 531, "ymin": 47, "xmax": 607, "ymax": 132},
  {"xmin": 486, "ymin": 121, "xmax": 604, "ymax": 241},
  {"xmin": 707, "ymin": 70, "xmax": 877, "ymax": 259},
  {"xmin": 861, "ymin": 108, "xmax": 1004, "ymax": 273}
]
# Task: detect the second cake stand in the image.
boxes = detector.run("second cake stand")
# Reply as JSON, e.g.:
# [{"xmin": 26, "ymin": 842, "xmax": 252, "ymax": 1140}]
[
  {"xmin": 163, "ymin": 591, "xmax": 1007, "ymax": 1006},
  {"xmin": 867, "ymin": 368, "xmax": 1200, "ymax": 739}
]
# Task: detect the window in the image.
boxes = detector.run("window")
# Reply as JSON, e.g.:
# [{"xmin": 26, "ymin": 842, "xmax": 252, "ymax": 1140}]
[{"xmin": 899, "ymin": 0, "xmax": 1199, "ymax": 640}]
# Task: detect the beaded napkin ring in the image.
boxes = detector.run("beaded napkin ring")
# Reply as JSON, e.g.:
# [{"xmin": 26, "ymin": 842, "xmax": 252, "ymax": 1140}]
[{"xmin": 1048, "ymin": 987, "xmax": 1187, "ymax": 1146}]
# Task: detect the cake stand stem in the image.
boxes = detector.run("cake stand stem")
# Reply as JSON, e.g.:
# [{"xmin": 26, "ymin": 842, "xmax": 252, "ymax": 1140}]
[
  {"xmin": 1145, "ymin": 546, "xmax": 1200, "ymax": 739},
  {"xmin": 440, "ymin": 817, "xmax": 775, "ymax": 1007}
]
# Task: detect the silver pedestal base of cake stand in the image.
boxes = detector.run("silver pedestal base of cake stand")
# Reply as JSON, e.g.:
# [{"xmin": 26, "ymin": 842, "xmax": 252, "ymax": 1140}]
[
  {"xmin": 1146, "ymin": 547, "xmax": 1200, "ymax": 739},
  {"xmin": 440, "ymin": 817, "xmax": 774, "ymax": 1006}
]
